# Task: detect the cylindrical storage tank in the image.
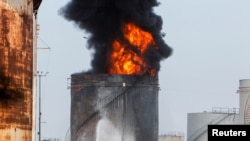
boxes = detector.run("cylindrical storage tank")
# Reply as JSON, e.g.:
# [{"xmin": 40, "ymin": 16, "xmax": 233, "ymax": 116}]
[
  {"xmin": 187, "ymin": 111, "xmax": 240, "ymax": 141},
  {"xmin": 70, "ymin": 73, "xmax": 159, "ymax": 141},
  {"xmin": 238, "ymin": 79, "xmax": 250, "ymax": 124},
  {"xmin": 0, "ymin": 1, "xmax": 39, "ymax": 141}
]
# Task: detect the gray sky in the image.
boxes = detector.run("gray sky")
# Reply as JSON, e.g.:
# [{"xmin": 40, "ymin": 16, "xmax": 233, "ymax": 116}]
[{"xmin": 37, "ymin": 0, "xmax": 250, "ymax": 140}]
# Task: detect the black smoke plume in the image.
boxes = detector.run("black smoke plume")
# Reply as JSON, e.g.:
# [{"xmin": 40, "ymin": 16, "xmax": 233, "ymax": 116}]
[{"xmin": 60, "ymin": 0, "xmax": 172, "ymax": 74}]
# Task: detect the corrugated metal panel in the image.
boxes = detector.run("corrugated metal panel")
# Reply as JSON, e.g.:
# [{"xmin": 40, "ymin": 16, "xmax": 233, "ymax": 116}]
[
  {"xmin": 0, "ymin": 1, "xmax": 35, "ymax": 141},
  {"xmin": 70, "ymin": 74, "xmax": 159, "ymax": 141}
]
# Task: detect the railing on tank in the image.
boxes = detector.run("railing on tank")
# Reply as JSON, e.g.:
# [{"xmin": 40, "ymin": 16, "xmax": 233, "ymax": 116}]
[{"xmin": 212, "ymin": 107, "xmax": 239, "ymax": 114}]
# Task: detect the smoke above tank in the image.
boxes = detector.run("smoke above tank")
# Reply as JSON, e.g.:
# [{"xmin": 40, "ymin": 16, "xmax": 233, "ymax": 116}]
[{"xmin": 60, "ymin": 0, "xmax": 172, "ymax": 75}]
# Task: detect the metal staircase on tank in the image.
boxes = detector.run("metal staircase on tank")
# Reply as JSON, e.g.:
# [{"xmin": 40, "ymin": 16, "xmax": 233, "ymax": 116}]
[
  {"xmin": 65, "ymin": 82, "xmax": 135, "ymax": 141},
  {"xmin": 73, "ymin": 88, "xmax": 127, "ymax": 140},
  {"xmin": 72, "ymin": 79, "xmax": 141, "ymax": 141},
  {"xmin": 94, "ymin": 84, "xmax": 127, "ymax": 110}
]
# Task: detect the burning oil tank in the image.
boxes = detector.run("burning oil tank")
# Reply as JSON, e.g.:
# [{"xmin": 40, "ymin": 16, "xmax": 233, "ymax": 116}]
[
  {"xmin": 0, "ymin": 0, "xmax": 41, "ymax": 140},
  {"xmin": 70, "ymin": 73, "xmax": 159, "ymax": 141},
  {"xmin": 62, "ymin": 0, "xmax": 172, "ymax": 140}
]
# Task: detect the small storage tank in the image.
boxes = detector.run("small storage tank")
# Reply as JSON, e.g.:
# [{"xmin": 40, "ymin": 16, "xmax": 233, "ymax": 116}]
[
  {"xmin": 158, "ymin": 133, "xmax": 184, "ymax": 141},
  {"xmin": 238, "ymin": 79, "xmax": 250, "ymax": 124},
  {"xmin": 187, "ymin": 108, "xmax": 240, "ymax": 141},
  {"xmin": 0, "ymin": 0, "xmax": 41, "ymax": 141},
  {"xmin": 70, "ymin": 73, "xmax": 159, "ymax": 141}
]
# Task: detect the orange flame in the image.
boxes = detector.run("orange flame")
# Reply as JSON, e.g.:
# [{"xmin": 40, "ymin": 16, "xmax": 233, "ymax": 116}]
[{"xmin": 108, "ymin": 23, "xmax": 157, "ymax": 75}]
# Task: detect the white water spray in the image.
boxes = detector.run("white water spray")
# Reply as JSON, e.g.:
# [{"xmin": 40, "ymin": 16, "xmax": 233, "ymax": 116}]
[{"xmin": 96, "ymin": 116, "xmax": 122, "ymax": 141}]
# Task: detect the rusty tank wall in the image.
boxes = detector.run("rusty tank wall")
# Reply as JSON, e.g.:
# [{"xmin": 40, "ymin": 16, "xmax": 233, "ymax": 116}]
[
  {"xmin": 0, "ymin": 0, "xmax": 40, "ymax": 140},
  {"xmin": 70, "ymin": 73, "xmax": 159, "ymax": 141}
]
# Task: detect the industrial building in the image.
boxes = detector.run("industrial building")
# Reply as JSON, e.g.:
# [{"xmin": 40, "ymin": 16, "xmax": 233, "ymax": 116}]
[
  {"xmin": 0, "ymin": 0, "xmax": 42, "ymax": 141},
  {"xmin": 187, "ymin": 79, "xmax": 250, "ymax": 141}
]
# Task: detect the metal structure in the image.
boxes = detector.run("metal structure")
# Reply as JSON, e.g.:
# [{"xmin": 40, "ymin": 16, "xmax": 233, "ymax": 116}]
[
  {"xmin": 186, "ymin": 79, "xmax": 250, "ymax": 141},
  {"xmin": 237, "ymin": 79, "xmax": 250, "ymax": 124},
  {"xmin": 0, "ymin": 0, "xmax": 42, "ymax": 140},
  {"xmin": 187, "ymin": 108, "xmax": 240, "ymax": 141},
  {"xmin": 36, "ymin": 71, "xmax": 48, "ymax": 141},
  {"xmin": 70, "ymin": 73, "xmax": 159, "ymax": 141}
]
